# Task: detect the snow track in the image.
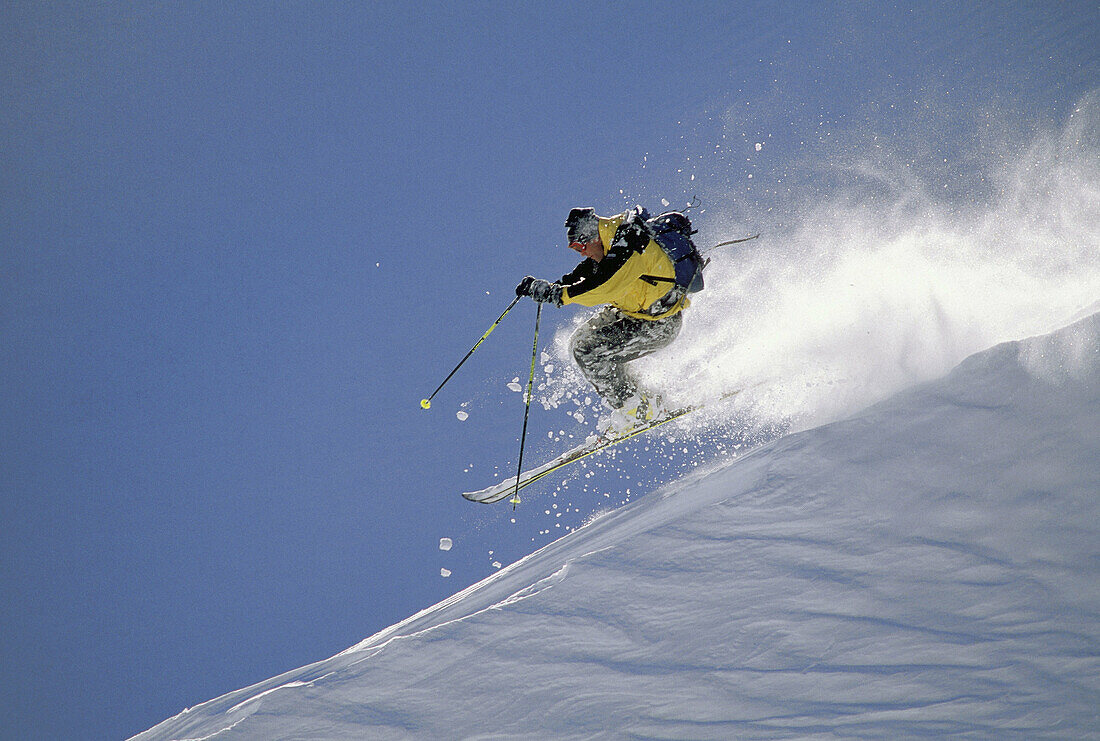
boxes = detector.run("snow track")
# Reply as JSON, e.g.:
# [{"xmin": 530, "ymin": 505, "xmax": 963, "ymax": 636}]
[{"xmin": 134, "ymin": 313, "xmax": 1100, "ymax": 740}]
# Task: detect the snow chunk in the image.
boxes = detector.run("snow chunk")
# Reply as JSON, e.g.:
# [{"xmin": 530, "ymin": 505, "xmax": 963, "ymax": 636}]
[
  {"xmin": 507, "ymin": 380, "xmax": 522, "ymax": 393},
  {"xmin": 439, "ymin": 568, "xmax": 451, "ymax": 578},
  {"xmin": 439, "ymin": 538, "xmax": 453, "ymax": 551},
  {"xmin": 456, "ymin": 411, "xmax": 469, "ymax": 421}
]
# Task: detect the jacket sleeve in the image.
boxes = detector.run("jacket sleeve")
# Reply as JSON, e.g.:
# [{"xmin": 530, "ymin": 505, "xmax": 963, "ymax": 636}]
[
  {"xmin": 559, "ymin": 245, "xmax": 634, "ymax": 302},
  {"xmin": 558, "ymin": 260, "xmax": 592, "ymax": 287}
]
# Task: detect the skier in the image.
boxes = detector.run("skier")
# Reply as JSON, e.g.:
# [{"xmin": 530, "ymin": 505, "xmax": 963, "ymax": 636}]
[{"xmin": 516, "ymin": 206, "xmax": 692, "ymax": 436}]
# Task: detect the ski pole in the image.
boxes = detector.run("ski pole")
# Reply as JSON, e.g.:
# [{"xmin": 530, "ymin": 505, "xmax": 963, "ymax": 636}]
[
  {"xmin": 420, "ymin": 295, "xmax": 522, "ymax": 410},
  {"xmin": 702, "ymin": 233, "xmax": 760, "ymax": 255},
  {"xmin": 510, "ymin": 302, "xmax": 542, "ymax": 508}
]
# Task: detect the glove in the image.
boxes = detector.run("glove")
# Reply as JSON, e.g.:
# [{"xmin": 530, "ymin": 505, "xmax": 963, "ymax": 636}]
[
  {"xmin": 515, "ymin": 276, "xmax": 561, "ymax": 304},
  {"xmin": 515, "ymin": 275, "xmax": 536, "ymax": 297}
]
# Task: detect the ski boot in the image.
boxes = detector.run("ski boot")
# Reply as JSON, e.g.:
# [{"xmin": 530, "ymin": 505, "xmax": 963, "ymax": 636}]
[{"xmin": 597, "ymin": 390, "xmax": 666, "ymax": 440}]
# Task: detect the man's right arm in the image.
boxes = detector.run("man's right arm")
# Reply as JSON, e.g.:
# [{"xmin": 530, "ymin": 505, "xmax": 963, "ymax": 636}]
[{"xmin": 516, "ymin": 275, "xmax": 563, "ymax": 305}]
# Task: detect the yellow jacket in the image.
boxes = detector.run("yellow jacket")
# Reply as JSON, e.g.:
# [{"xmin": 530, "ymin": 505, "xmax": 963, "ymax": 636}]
[{"xmin": 559, "ymin": 213, "xmax": 688, "ymax": 320}]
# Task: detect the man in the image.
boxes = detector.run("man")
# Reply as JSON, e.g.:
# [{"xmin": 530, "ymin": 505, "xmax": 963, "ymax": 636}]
[{"xmin": 516, "ymin": 206, "xmax": 690, "ymax": 436}]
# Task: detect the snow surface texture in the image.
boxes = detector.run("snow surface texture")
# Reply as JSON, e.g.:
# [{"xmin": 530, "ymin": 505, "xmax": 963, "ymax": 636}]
[{"xmin": 135, "ymin": 313, "xmax": 1099, "ymax": 739}]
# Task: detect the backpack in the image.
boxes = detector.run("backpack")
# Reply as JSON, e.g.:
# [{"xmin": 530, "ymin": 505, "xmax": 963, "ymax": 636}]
[{"xmin": 642, "ymin": 208, "xmax": 706, "ymax": 293}]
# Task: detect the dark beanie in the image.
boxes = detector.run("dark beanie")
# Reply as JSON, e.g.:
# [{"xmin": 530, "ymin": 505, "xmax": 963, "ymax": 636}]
[{"xmin": 565, "ymin": 207, "xmax": 599, "ymax": 243}]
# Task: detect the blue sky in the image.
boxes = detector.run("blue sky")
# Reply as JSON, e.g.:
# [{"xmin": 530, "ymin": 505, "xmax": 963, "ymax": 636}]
[{"xmin": 2, "ymin": 2, "xmax": 1097, "ymax": 739}]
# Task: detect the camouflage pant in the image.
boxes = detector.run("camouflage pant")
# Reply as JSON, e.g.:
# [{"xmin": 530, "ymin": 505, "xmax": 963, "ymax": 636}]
[{"xmin": 569, "ymin": 307, "xmax": 683, "ymax": 409}]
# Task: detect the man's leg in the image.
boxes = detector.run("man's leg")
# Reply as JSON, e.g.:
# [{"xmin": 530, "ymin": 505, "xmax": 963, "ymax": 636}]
[{"xmin": 569, "ymin": 308, "xmax": 682, "ymax": 409}]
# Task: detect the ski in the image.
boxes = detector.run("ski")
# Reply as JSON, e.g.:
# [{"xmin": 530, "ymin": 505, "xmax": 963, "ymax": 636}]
[{"xmin": 462, "ymin": 389, "xmax": 740, "ymax": 504}]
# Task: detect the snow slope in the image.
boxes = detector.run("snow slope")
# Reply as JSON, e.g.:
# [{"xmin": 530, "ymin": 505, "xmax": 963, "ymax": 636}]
[{"xmin": 134, "ymin": 312, "xmax": 1100, "ymax": 740}]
